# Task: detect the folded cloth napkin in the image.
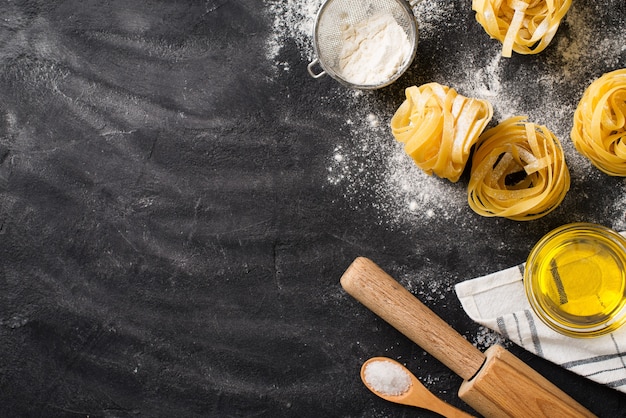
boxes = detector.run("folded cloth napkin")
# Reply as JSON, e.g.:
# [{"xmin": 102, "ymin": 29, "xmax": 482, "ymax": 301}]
[{"xmin": 455, "ymin": 263, "xmax": 626, "ymax": 393}]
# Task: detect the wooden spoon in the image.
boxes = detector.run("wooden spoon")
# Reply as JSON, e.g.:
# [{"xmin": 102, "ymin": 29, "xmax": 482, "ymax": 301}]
[{"xmin": 360, "ymin": 357, "xmax": 474, "ymax": 417}]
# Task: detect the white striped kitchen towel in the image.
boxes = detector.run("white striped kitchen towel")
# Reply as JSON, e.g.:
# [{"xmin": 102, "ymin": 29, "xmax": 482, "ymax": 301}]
[{"xmin": 455, "ymin": 264, "xmax": 626, "ymax": 393}]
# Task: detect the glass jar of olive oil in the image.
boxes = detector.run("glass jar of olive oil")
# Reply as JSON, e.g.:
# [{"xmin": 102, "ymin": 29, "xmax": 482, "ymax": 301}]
[{"xmin": 524, "ymin": 223, "xmax": 626, "ymax": 337}]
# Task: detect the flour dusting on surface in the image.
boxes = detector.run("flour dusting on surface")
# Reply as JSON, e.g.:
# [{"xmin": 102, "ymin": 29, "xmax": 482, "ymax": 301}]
[
  {"xmin": 410, "ymin": 1, "xmax": 456, "ymax": 38},
  {"xmin": 265, "ymin": 0, "xmax": 626, "ymax": 230},
  {"xmin": 264, "ymin": 0, "xmax": 322, "ymax": 64},
  {"xmin": 326, "ymin": 101, "xmax": 468, "ymax": 226},
  {"xmin": 556, "ymin": 4, "xmax": 626, "ymax": 81}
]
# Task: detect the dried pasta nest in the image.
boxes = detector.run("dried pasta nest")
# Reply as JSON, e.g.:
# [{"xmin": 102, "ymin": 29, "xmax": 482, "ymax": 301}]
[
  {"xmin": 468, "ymin": 116, "xmax": 570, "ymax": 221},
  {"xmin": 472, "ymin": 0, "xmax": 572, "ymax": 57},
  {"xmin": 571, "ymin": 68, "xmax": 626, "ymax": 176},
  {"xmin": 390, "ymin": 83, "xmax": 493, "ymax": 183}
]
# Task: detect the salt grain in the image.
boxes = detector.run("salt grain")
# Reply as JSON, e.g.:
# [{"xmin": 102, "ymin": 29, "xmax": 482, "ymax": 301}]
[
  {"xmin": 363, "ymin": 360, "xmax": 412, "ymax": 396},
  {"xmin": 472, "ymin": 326, "xmax": 507, "ymax": 350}
]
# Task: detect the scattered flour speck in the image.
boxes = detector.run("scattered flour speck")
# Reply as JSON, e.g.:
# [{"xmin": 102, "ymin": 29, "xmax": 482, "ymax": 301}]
[{"xmin": 367, "ymin": 113, "xmax": 379, "ymax": 128}]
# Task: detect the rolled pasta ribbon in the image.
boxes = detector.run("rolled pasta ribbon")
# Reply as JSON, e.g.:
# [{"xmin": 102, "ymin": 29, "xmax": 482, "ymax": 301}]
[
  {"xmin": 468, "ymin": 116, "xmax": 570, "ymax": 221},
  {"xmin": 571, "ymin": 68, "xmax": 626, "ymax": 176},
  {"xmin": 472, "ymin": 0, "xmax": 572, "ymax": 57},
  {"xmin": 390, "ymin": 83, "xmax": 493, "ymax": 183}
]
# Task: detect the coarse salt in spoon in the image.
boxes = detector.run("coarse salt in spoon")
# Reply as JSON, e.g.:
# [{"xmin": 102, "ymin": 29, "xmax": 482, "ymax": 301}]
[{"xmin": 361, "ymin": 357, "xmax": 474, "ymax": 417}]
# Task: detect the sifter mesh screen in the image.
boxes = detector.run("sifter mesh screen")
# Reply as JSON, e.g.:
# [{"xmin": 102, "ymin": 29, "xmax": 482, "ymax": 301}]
[{"xmin": 312, "ymin": 0, "xmax": 417, "ymax": 87}]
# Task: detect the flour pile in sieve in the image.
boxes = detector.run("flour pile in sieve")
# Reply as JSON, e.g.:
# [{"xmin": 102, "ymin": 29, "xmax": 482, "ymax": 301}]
[{"xmin": 337, "ymin": 13, "xmax": 412, "ymax": 86}]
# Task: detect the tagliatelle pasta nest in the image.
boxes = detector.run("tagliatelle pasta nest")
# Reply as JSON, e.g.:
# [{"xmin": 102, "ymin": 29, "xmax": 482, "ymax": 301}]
[
  {"xmin": 571, "ymin": 68, "xmax": 626, "ymax": 176},
  {"xmin": 472, "ymin": 0, "xmax": 572, "ymax": 57},
  {"xmin": 468, "ymin": 116, "xmax": 570, "ymax": 221},
  {"xmin": 390, "ymin": 83, "xmax": 493, "ymax": 183}
]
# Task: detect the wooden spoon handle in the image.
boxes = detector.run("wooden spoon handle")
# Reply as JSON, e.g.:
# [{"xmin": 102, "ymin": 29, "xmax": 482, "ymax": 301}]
[
  {"xmin": 409, "ymin": 385, "xmax": 476, "ymax": 417},
  {"xmin": 340, "ymin": 257, "xmax": 485, "ymax": 380},
  {"xmin": 430, "ymin": 398, "xmax": 476, "ymax": 418},
  {"xmin": 405, "ymin": 378, "xmax": 476, "ymax": 417}
]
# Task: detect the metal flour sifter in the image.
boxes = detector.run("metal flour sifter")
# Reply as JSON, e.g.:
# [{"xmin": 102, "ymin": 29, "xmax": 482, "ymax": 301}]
[{"xmin": 307, "ymin": 0, "xmax": 419, "ymax": 89}]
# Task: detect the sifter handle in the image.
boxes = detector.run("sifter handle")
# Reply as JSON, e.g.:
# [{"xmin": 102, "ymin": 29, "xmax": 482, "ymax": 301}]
[
  {"xmin": 340, "ymin": 257, "xmax": 486, "ymax": 380},
  {"xmin": 307, "ymin": 58, "xmax": 327, "ymax": 79}
]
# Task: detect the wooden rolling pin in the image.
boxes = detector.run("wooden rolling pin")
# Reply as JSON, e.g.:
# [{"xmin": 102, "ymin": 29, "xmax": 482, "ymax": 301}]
[{"xmin": 341, "ymin": 257, "xmax": 596, "ymax": 418}]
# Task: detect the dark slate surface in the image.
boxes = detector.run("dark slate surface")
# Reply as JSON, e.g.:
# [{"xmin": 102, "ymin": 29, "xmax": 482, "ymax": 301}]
[{"xmin": 1, "ymin": 1, "xmax": 625, "ymax": 417}]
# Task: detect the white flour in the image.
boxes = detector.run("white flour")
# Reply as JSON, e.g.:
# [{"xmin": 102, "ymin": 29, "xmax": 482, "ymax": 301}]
[
  {"xmin": 553, "ymin": 4, "xmax": 626, "ymax": 81},
  {"xmin": 326, "ymin": 111, "xmax": 468, "ymax": 226},
  {"xmin": 338, "ymin": 13, "xmax": 412, "ymax": 86},
  {"xmin": 264, "ymin": 0, "xmax": 626, "ymax": 231},
  {"xmin": 265, "ymin": 0, "xmax": 322, "ymax": 69}
]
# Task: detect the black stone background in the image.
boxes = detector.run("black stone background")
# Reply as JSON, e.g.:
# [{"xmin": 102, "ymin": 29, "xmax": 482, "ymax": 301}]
[{"xmin": 1, "ymin": 0, "xmax": 625, "ymax": 417}]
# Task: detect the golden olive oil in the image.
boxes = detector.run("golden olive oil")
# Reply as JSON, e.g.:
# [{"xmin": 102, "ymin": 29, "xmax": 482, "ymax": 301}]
[{"xmin": 525, "ymin": 223, "xmax": 626, "ymax": 337}]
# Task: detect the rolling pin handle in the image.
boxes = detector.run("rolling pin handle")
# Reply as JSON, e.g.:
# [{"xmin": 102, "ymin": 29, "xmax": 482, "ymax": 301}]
[{"xmin": 340, "ymin": 257, "xmax": 486, "ymax": 380}]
